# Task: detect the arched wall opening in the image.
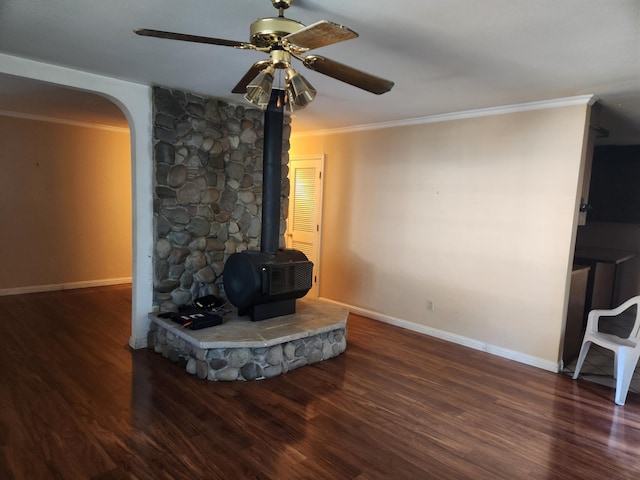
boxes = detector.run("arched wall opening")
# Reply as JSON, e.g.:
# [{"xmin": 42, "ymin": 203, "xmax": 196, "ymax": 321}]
[{"xmin": 0, "ymin": 53, "xmax": 154, "ymax": 348}]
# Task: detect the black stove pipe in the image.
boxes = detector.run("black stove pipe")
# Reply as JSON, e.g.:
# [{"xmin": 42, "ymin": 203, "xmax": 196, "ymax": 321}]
[
  {"xmin": 222, "ymin": 88, "xmax": 313, "ymax": 321},
  {"xmin": 261, "ymin": 89, "xmax": 285, "ymax": 254}
]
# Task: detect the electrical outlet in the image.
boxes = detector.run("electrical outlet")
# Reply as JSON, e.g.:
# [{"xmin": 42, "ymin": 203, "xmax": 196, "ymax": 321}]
[{"xmin": 426, "ymin": 299, "xmax": 435, "ymax": 312}]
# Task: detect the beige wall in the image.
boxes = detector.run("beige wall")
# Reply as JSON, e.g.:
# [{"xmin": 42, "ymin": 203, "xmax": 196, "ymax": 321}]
[
  {"xmin": 0, "ymin": 115, "xmax": 132, "ymax": 291},
  {"xmin": 291, "ymin": 104, "xmax": 589, "ymax": 367}
]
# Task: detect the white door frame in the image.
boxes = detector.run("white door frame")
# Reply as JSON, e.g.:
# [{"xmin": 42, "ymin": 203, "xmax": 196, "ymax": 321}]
[{"xmin": 287, "ymin": 154, "xmax": 325, "ymax": 298}]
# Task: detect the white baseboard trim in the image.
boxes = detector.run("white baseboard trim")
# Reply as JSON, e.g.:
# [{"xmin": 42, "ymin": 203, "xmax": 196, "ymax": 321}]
[
  {"xmin": 0, "ymin": 277, "xmax": 132, "ymax": 296},
  {"xmin": 319, "ymin": 297, "xmax": 560, "ymax": 373},
  {"xmin": 129, "ymin": 335, "xmax": 148, "ymax": 350}
]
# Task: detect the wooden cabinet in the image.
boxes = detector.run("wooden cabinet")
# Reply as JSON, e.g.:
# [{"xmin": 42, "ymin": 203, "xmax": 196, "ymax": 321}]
[
  {"xmin": 563, "ymin": 265, "xmax": 590, "ymax": 364},
  {"xmin": 573, "ymin": 247, "xmax": 637, "ymax": 311}
]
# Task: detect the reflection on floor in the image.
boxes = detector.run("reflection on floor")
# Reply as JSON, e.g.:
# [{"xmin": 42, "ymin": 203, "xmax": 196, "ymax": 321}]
[{"xmin": 564, "ymin": 307, "xmax": 640, "ymax": 395}]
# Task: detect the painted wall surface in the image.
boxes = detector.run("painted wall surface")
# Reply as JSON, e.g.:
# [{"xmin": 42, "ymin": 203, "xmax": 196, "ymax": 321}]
[
  {"xmin": 0, "ymin": 116, "xmax": 132, "ymax": 289},
  {"xmin": 291, "ymin": 105, "xmax": 589, "ymax": 367}
]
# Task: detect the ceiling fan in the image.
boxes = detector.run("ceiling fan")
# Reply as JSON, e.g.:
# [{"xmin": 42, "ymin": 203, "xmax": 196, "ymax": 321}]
[{"xmin": 134, "ymin": 0, "xmax": 394, "ymax": 111}]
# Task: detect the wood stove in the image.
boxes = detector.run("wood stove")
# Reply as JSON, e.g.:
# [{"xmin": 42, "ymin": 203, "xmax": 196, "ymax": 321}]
[{"xmin": 223, "ymin": 89, "xmax": 312, "ymax": 321}]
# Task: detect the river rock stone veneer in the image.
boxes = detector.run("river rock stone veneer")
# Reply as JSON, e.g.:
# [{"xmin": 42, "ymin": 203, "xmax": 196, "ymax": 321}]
[
  {"xmin": 147, "ymin": 300, "xmax": 348, "ymax": 381},
  {"xmin": 152, "ymin": 86, "xmax": 291, "ymax": 311}
]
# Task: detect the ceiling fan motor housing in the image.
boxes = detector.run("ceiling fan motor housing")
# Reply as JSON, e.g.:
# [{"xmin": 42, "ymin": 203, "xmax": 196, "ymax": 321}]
[
  {"xmin": 250, "ymin": 17, "xmax": 304, "ymax": 48},
  {"xmin": 271, "ymin": 0, "xmax": 292, "ymax": 10}
]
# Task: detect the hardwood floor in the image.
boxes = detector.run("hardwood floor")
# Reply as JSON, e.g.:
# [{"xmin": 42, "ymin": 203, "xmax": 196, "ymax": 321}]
[{"xmin": 1, "ymin": 285, "xmax": 640, "ymax": 479}]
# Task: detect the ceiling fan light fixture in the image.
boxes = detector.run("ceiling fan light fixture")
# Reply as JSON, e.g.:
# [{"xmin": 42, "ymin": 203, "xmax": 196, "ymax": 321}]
[
  {"xmin": 135, "ymin": 1, "xmax": 394, "ymax": 112},
  {"xmin": 285, "ymin": 67, "xmax": 316, "ymax": 111},
  {"xmin": 244, "ymin": 65, "xmax": 275, "ymax": 109}
]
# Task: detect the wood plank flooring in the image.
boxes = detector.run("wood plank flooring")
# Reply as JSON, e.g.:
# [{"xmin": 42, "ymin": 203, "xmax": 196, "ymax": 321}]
[{"xmin": 1, "ymin": 285, "xmax": 640, "ymax": 479}]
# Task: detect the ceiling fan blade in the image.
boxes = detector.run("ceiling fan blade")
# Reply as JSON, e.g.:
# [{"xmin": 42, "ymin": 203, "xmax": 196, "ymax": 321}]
[
  {"xmin": 302, "ymin": 55, "xmax": 394, "ymax": 94},
  {"xmin": 134, "ymin": 28, "xmax": 254, "ymax": 49},
  {"xmin": 231, "ymin": 60, "xmax": 273, "ymax": 93},
  {"xmin": 283, "ymin": 20, "xmax": 357, "ymax": 52}
]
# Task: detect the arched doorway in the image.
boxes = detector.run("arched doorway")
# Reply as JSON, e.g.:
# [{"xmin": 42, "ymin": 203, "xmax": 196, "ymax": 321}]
[{"xmin": 0, "ymin": 54, "xmax": 154, "ymax": 348}]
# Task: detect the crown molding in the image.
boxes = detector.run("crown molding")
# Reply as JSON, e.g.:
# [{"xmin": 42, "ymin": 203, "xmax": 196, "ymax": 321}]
[
  {"xmin": 292, "ymin": 94, "xmax": 595, "ymax": 138},
  {"xmin": 0, "ymin": 109, "xmax": 129, "ymax": 133}
]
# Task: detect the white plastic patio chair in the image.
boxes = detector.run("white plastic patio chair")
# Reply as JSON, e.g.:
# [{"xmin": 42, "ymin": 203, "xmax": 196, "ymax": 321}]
[{"xmin": 573, "ymin": 295, "xmax": 640, "ymax": 405}]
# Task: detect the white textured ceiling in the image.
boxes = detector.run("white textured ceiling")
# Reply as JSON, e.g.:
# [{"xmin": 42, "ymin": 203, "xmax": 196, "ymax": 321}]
[{"xmin": 0, "ymin": 0, "xmax": 639, "ymax": 142}]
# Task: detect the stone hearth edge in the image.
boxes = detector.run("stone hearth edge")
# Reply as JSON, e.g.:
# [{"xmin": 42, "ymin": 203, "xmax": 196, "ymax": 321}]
[{"xmin": 148, "ymin": 299, "xmax": 348, "ymax": 381}]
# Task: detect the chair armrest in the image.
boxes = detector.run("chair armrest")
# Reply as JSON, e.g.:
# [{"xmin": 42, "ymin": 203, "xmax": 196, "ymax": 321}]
[
  {"xmin": 585, "ymin": 309, "xmax": 606, "ymax": 334},
  {"xmin": 584, "ymin": 295, "xmax": 640, "ymax": 334}
]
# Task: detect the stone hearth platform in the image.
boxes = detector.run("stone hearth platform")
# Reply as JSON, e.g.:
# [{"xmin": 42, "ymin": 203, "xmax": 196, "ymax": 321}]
[{"xmin": 148, "ymin": 299, "xmax": 348, "ymax": 381}]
